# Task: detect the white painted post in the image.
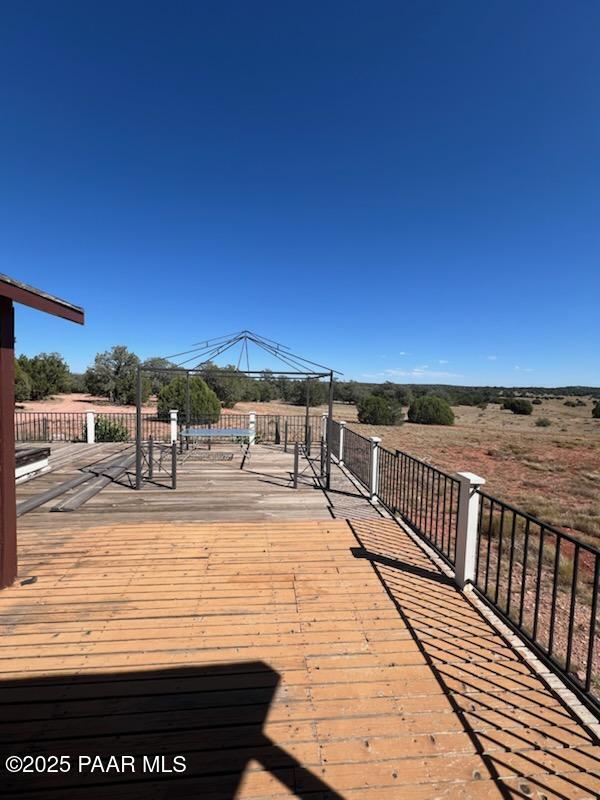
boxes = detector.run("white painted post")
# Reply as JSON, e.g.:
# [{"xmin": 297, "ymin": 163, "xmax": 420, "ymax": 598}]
[
  {"xmin": 248, "ymin": 411, "xmax": 256, "ymax": 446},
  {"xmin": 321, "ymin": 413, "xmax": 328, "ymax": 442},
  {"xmin": 86, "ymin": 411, "xmax": 95, "ymax": 444},
  {"xmin": 338, "ymin": 421, "xmax": 346, "ymax": 465},
  {"xmin": 169, "ymin": 409, "xmax": 178, "ymax": 444},
  {"xmin": 369, "ymin": 436, "xmax": 381, "ymax": 503},
  {"xmin": 455, "ymin": 471, "xmax": 486, "ymax": 588}
]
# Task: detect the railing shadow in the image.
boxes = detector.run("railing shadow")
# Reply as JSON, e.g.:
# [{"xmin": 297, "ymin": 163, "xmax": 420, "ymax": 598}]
[
  {"xmin": 0, "ymin": 661, "xmax": 343, "ymax": 799},
  {"xmin": 348, "ymin": 518, "xmax": 600, "ymax": 800}
]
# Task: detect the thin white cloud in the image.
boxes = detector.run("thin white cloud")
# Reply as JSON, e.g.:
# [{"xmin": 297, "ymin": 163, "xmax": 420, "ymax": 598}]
[
  {"xmin": 487, "ymin": 355, "xmax": 497, "ymax": 361},
  {"xmin": 515, "ymin": 365, "xmax": 534, "ymax": 373},
  {"xmin": 438, "ymin": 359, "xmax": 449, "ymax": 364},
  {"xmin": 385, "ymin": 367, "xmax": 463, "ymax": 380}
]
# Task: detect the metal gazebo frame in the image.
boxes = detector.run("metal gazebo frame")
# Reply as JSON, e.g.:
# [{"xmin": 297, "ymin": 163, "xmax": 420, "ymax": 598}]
[{"xmin": 135, "ymin": 331, "xmax": 340, "ymax": 490}]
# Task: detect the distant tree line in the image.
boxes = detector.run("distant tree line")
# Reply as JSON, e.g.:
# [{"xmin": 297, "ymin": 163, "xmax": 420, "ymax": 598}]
[{"xmin": 14, "ymin": 346, "xmax": 600, "ymax": 422}]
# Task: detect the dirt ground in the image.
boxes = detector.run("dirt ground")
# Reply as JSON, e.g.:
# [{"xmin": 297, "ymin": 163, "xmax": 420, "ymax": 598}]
[
  {"xmin": 17, "ymin": 393, "xmax": 157, "ymax": 414},
  {"xmin": 350, "ymin": 399, "xmax": 600, "ymax": 545},
  {"xmin": 19, "ymin": 394, "xmax": 600, "ymax": 543}
]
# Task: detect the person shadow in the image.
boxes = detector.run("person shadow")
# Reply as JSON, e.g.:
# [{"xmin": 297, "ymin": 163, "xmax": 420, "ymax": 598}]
[{"xmin": 0, "ymin": 661, "xmax": 343, "ymax": 799}]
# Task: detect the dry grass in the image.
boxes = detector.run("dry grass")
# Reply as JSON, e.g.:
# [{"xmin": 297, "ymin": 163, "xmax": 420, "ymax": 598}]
[{"xmin": 345, "ymin": 399, "xmax": 600, "ymax": 545}]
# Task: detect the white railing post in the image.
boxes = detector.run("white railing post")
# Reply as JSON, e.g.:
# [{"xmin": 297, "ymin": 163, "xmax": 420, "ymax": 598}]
[
  {"xmin": 169, "ymin": 409, "xmax": 178, "ymax": 444},
  {"xmin": 86, "ymin": 411, "xmax": 95, "ymax": 444},
  {"xmin": 321, "ymin": 413, "xmax": 328, "ymax": 442},
  {"xmin": 248, "ymin": 411, "xmax": 256, "ymax": 446},
  {"xmin": 338, "ymin": 421, "xmax": 346, "ymax": 465},
  {"xmin": 455, "ymin": 471, "xmax": 486, "ymax": 588},
  {"xmin": 369, "ymin": 436, "xmax": 381, "ymax": 503}
]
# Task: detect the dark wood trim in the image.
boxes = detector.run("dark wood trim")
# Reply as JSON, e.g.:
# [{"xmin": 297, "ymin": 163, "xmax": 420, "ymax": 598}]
[
  {"xmin": 0, "ymin": 297, "xmax": 17, "ymax": 588},
  {"xmin": 0, "ymin": 274, "xmax": 84, "ymax": 325}
]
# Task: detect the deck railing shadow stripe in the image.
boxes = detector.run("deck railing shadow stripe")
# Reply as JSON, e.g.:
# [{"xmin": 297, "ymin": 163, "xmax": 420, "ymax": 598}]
[{"xmin": 347, "ymin": 518, "xmax": 600, "ymax": 800}]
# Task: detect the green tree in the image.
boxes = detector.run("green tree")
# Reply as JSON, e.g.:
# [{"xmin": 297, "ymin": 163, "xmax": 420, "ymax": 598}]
[
  {"xmin": 157, "ymin": 375, "xmax": 220, "ymax": 421},
  {"xmin": 17, "ymin": 352, "xmax": 70, "ymax": 400},
  {"xmin": 14, "ymin": 360, "xmax": 31, "ymax": 402},
  {"xmin": 593, "ymin": 402, "xmax": 600, "ymax": 419},
  {"xmin": 408, "ymin": 396, "xmax": 455, "ymax": 425},
  {"xmin": 201, "ymin": 364, "xmax": 247, "ymax": 408},
  {"xmin": 287, "ymin": 380, "xmax": 329, "ymax": 406},
  {"xmin": 66, "ymin": 372, "xmax": 86, "ymax": 393},
  {"xmin": 357, "ymin": 395, "xmax": 403, "ymax": 425},
  {"xmin": 142, "ymin": 357, "xmax": 176, "ymax": 395},
  {"xmin": 84, "ymin": 345, "xmax": 150, "ymax": 405}
]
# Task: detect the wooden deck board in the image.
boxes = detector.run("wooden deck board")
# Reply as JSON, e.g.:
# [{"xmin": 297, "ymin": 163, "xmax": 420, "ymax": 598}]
[
  {"xmin": 0, "ymin": 511, "xmax": 598, "ymax": 798},
  {"xmin": 2, "ymin": 443, "xmax": 598, "ymax": 797}
]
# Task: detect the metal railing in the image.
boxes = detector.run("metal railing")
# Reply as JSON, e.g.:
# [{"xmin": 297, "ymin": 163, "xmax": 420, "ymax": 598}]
[
  {"xmin": 474, "ymin": 491, "xmax": 600, "ymax": 706},
  {"xmin": 15, "ymin": 412, "xmax": 85, "ymax": 442},
  {"xmin": 140, "ymin": 437, "xmax": 177, "ymax": 489},
  {"xmin": 14, "ymin": 411, "xmax": 323, "ymax": 444},
  {"xmin": 390, "ymin": 450, "xmax": 460, "ymax": 567},
  {"xmin": 329, "ymin": 419, "xmax": 341, "ymax": 460},
  {"xmin": 342, "ymin": 427, "xmax": 372, "ymax": 489}
]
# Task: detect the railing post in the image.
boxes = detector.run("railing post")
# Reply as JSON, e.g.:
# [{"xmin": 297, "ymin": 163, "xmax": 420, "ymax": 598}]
[
  {"xmin": 321, "ymin": 413, "xmax": 327, "ymax": 443},
  {"xmin": 284, "ymin": 420, "xmax": 288, "ymax": 452},
  {"xmin": 338, "ymin": 421, "xmax": 346, "ymax": 465},
  {"xmin": 248, "ymin": 411, "xmax": 256, "ymax": 446},
  {"xmin": 169, "ymin": 409, "xmax": 178, "ymax": 444},
  {"xmin": 293, "ymin": 441, "xmax": 299, "ymax": 489},
  {"xmin": 369, "ymin": 436, "xmax": 381, "ymax": 503},
  {"xmin": 86, "ymin": 411, "xmax": 95, "ymax": 444},
  {"xmin": 455, "ymin": 471, "xmax": 486, "ymax": 588},
  {"xmin": 148, "ymin": 436, "xmax": 153, "ymax": 479},
  {"xmin": 171, "ymin": 442, "xmax": 177, "ymax": 490}
]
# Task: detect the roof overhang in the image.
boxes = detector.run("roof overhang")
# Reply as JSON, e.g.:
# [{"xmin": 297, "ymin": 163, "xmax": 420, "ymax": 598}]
[{"xmin": 0, "ymin": 274, "xmax": 84, "ymax": 324}]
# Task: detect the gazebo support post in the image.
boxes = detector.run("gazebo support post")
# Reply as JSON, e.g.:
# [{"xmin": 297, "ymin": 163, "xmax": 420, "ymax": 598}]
[
  {"xmin": 186, "ymin": 371, "xmax": 191, "ymax": 426},
  {"xmin": 135, "ymin": 366, "xmax": 143, "ymax": 489},
  {"xmin": 326, "ymin": 371, "xmax": 334, "ymax": 490},
  {"xmin": 304, "ymin": 379, "xmax": 311, "ymax": 450},
  {"xmin": 0, "ymin": 298, "xmax": 16, "ymax": 588}
]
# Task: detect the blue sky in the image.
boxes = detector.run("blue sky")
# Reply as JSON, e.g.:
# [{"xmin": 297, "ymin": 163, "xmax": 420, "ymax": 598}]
[{"xmin": 1, "ymin": 2, "xmax": 598, "ymax": 386}]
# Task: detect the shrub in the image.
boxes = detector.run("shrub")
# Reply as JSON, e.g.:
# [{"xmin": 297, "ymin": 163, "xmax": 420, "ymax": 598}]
[
  {"xmin": 532, "ymin": 398, "xmax": 542, "ymax": 405},
  {"xmin": 357, "ymin": 394, "xmax": 403, "ymax": 425},
  {"xmin": 535, "ymin": 417, "xmax": 551, "ymax": 427},
  {"xmin": 94, "ymin": 415, "xmax": 130, "ymax": 442},
  {"xmin": 593, "ymin": 402, "xmax": 600, "ymax": 420},
  {"xmin": 157, "ymin": 375, "xmax": 220, "ymax": 421},
  {"xmin": 477, "ymin": 401, "xmax": 488, "ymax": 410},
  {"xmin": 502, "ymin": 398, "xmax": 533, "ymax": 415},
  {"xmin": 407, "ymin": 396, "xmax": 455, "ymax": 426}
]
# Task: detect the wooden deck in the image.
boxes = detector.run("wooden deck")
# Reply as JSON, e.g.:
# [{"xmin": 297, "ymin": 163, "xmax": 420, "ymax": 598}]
[
  {"xmin": 16, "ymin": 443, "xmax": 337, "ymax": 531},
  {"xmin": 2, "ymin": 443, "xmax": 600, "ymax": 797}
]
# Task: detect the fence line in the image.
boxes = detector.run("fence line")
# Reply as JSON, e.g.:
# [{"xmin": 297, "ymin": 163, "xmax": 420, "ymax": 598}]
[
  {"xmin": 336, "ymin": 423, "xmax": 599, "ymax": 711},
  {"xmin": 474, "ymin": 491, "xmax": 600, "ymax": 706},
  {"xmin": 14, "ymin": 411, "xmax": 323, "ymax": 444}
]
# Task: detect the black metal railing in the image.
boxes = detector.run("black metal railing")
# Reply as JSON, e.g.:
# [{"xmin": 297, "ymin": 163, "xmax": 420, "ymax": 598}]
[
  {"xmin": 14, "ymin": 411, "xmax": 324, "ymax": 445},
  {"xmin": 397, "ymin": 450, "xmax": 459, "ymax": 566},
  {"xmin": 14, "ymin": 412, "xmax": 85, "ymax": 442},
  {"xmin": 342, "ymin": 427, "xmax": 372, "ymax": 489},
  {"xmin": 474, "ymin": 492, "xmax": 600, "ymax": 707},
  {"xmin": 329, "ymin": 419, "xmax": 340, "ymax": 460},
  {"xmin": 140, "ymin": 437, "xmax": 177, "ymax": 489}
]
